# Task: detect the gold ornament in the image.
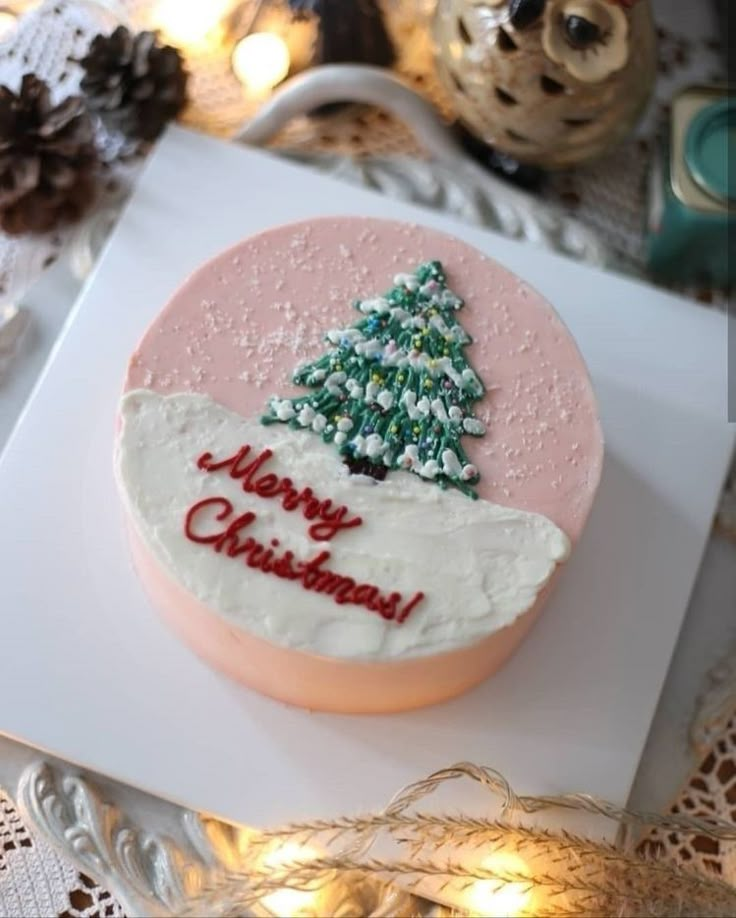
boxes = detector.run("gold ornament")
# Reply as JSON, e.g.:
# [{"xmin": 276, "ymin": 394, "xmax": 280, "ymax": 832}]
[{"xmin": 432, "ymin": 0, "xmax": 657, "ymax": 168}]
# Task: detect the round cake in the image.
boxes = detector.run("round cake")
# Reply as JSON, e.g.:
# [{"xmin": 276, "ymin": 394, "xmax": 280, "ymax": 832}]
[{"xmin": 115, "ymin": 216, "xmax": 603, "ymax": 713}]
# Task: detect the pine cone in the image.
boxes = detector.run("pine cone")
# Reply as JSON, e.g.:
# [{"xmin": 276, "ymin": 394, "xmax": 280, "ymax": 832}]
[
  {"xmin": 78, "ymin": 27, "xmax": 187, "ymax": 143},
  {"xmin": 0, "ymin": 75, "xmax": 98, "ymax": 236}
]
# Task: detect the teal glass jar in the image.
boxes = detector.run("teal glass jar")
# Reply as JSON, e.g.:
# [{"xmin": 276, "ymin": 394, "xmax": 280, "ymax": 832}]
[{"xmin": 645, "ymin": 85, "xmax": 734, "ymax": 287}]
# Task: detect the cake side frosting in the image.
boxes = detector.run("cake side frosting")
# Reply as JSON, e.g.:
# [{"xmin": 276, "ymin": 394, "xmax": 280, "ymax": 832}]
[{"xmin": 116, "ymin": 389, "xmax": 570, "ymax": 660}]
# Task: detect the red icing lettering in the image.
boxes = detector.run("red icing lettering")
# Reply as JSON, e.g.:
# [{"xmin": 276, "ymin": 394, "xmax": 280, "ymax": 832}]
[
  {"xmin": 185, "ymin": 498, "xmax": 235, "ymax": 543},
  {"xmin": 279, "ymin": 478, "xmax": 301, "ymax": 510},
  {"xmin": 186, "ymin": 443, "xmax": 424, "ymax": 624},
  {"xmin": 308, "ymin": 504, "xmax": 363, "ymax": 542},
  {"xmin": 298, "ymin": 488, "xmax": 321, "ymax": 519},
  {"xmin": 313, "ymin": 570, "xmax": 356, "ymax": 603},
  {"xmin": 377, "ymin": 592, "xmax": 402, "ymax": 621},
  {"xmin": 254, "ymin": 473, "xmax": 281, "ymax": 498},
  {"xmin": 334, "ymin": 577, "xmax": 357, "ymax": 605},
  {"xmin": 198, "ymin": 445, "xmax": 251, "ymax": 473},
  {"xmin": 273, "ymin": 550, "xmax": 299, "ymax": 580},
  {"xmin": 258, "ymin": 539, "xmax": 280, "ymax": 574},
  {"xmin": 241, "ymin": 451, "xmax": 274, "ymax": 491},
  {"xmin": 299, "ymin": 550, "xmax": 331, "ymax": 589},
  {"xmin": 214, "ymin": 513, "xmax": 257, "ymax": 557},
  {"xmin": 246, "ymin": 544, "xmax": 266, "ymax": 568},
  {"xmin": 182, "ymin": 497, "xmax": 424, "ymax": 625},
  {"xmin": 397, "ymin": 592, "xmax": 425, "ymax": 624},
  {"xmin": 195, "ymin": 444, "xmax": 362, "ymax": 542},
  {"xmin": 351, "ymin": 584, "xmax": 379, "ymax": 609}
]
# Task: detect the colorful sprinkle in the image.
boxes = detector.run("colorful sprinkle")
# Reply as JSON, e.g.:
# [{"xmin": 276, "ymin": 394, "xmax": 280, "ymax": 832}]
[{"xmin": 261, "ymin": 260, "xmax": 486, "ymax": 499}]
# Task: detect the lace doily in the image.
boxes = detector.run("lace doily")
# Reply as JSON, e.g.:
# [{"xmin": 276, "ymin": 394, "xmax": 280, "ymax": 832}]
[
  {"xmin": 0, "ymin": 789, "xmax": 125, "ymax": 917},
  {"xmin": 639, "ymin": 720, "xmax": 736, "ymax": 883},
  {"xmin": 637, "ymin": 641, "xmax": 736, "ymax": 881}
]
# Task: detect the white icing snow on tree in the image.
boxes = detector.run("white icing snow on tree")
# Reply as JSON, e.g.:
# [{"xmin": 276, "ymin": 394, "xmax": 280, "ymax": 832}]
[{"xmin": 263, "ymin": 260, "xmax": 486, "ymax": 498}]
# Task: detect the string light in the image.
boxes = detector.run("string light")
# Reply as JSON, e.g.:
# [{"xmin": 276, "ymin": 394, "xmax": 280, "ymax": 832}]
[
  {"xmin": 0, "ymin": 7, "xmax": 16, "ymax": 39},
  {"xmin": 463, "ymin": 852, "xmax": 532, "ymax": 917},
  {"xmin": 258, "ymin": 840, "xmax": 322, "ymax": 916},
  {"xmin": 232, "ymin": 31, "xmax": 290, "ymax": 96},
  {"xmin": 152, "ymin": 0, "xmax": 233, "ymax": 50}
]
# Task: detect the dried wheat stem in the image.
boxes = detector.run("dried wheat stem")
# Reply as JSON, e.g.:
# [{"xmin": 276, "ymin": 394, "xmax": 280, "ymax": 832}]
[
  {"xmin": 180, "ymin": 760, "xmax": 736, "ymax": 918},
  {"xmin": 247, "ymin": 811, "xmax": 725, "ymax": 895},
  {"xmin": 223, "ymin": 851, "xmax": 736, "ymax": 911}
]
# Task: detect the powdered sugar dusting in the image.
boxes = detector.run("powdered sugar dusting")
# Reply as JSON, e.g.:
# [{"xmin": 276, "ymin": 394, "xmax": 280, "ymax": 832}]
[{"xmin": 124, "ymin": 217, "xmax": 602, "ymax": 541}]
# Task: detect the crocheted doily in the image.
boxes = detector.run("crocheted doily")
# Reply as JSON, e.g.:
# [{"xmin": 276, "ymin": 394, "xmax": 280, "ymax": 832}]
[
  {"xmin": 0, "ymin": 789, "xmax": 125, "ymax": 917},
  {"xmin": 638, "ymin": 648, "xmax": 736, "ymax": 884}
]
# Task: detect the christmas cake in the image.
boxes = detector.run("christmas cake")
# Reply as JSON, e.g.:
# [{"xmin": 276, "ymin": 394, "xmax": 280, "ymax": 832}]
[{"xmin": 115, "ymin": 217, "xmax": 603, "ymax": 712}]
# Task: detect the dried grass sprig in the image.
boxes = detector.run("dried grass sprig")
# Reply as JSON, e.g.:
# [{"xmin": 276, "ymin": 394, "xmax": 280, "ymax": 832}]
[
  {"xmin": 185, "ymin": 847, "xmax": 736, "ymax": 917},
  {"xmin": 181, "ymin": 762, "xmax": 736, "ymax": 918}
]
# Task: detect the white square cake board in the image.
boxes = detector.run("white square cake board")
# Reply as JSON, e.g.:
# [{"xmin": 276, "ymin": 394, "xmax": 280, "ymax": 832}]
[{"xmin": 1, "ymin": 127, "xmax": 733, "ymax": 831}]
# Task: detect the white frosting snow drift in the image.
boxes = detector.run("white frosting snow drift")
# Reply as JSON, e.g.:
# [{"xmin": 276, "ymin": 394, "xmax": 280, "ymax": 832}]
[{"xmin": 116, "ymin": 390, "xmax": 570, "ymax": 661}]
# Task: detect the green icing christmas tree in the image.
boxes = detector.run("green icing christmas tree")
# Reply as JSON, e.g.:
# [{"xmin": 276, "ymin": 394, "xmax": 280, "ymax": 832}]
[{"xmin": 262, "ymin": 261, "xmax": 486, "ymax": 498}]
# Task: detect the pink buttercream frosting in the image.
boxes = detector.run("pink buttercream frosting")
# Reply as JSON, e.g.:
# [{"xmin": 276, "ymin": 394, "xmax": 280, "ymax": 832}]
[{"xmin": 125, "ymin": 217, "xmax": 602, "ymax": 539}]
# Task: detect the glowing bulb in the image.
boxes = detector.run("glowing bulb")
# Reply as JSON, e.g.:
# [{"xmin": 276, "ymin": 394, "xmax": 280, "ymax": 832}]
[
  {"xmin": 464, "ymin": 852, "xmax": 532, "ymax": 918},
  {"xmin": 153, "ymin": 0, "xmax": 232, "ymax": 49},
  {"xmin": 232, "ymin": 32, "xmax": 290, "ymax": 97},
  {"xmin": 259, "ymin": 840, "xmax": 321, "ymax": 917},
  {"xmin": 0, "ymin": 9, "xmax": 16, "ymax": 39}
]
